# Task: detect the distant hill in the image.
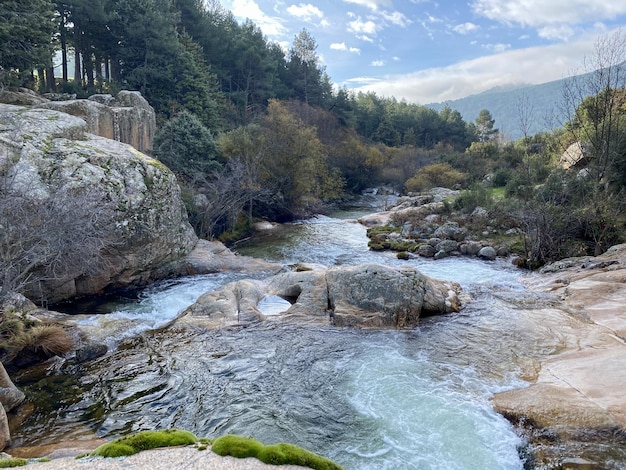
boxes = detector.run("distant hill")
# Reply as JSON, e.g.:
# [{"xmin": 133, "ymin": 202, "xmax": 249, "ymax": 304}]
[
  {"xmin": 427, "ymin": 62, "xmax": 626, "ymax": 141},
  {"xmin": 427, "ymin": 79, "xmax": 567, "ymax": 141}
]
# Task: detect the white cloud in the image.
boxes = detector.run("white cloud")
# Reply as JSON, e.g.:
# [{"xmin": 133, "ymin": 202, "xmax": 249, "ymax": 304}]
[
  {"xmin": 343, "ymin": 0, "xmax": 391, "ymax": 11},
  {"xmin": 331, "ymin": 42, "xmax": 361, "ymax": 54},
  {"xmin": 348, "ymin": 17, "xmax": 380, "ymax": 35},
  {"xmin": 537, "ymin": 24, "xmax": 576, "ymax": 41},
  {"xmin": 286, "ymin": 3, "xmax": 324, "ymax": 22},
  {"xmin": 471, "ymin": 0, "xmax": 626, "ymax": 28},
  {"xmin": 346, "ymin": 32, "xmax": 605, "ymax": 103},
  {"xmin": 381, "ymin": 11, "xmax": 412, "ymax": 27},
  {"xmin": 371, "ymin": 60, "xmax": 385, "ymax": 66},
  {"xmin": 453, "ymin": 22, "xmax": 479, "ymax": 34},
  {"xmin": 231, "ymin": 0, "xmax": 287, "ymax": 37},
  {"xmin": 483, "ymin": 43, "xmax": 511, "ymax": 53}
]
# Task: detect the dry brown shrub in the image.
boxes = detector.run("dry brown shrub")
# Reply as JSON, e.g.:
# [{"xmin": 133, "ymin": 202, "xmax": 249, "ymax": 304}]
[{"xmin": 23, "ymin": 325, "xmax": 74, "ymax": 357}]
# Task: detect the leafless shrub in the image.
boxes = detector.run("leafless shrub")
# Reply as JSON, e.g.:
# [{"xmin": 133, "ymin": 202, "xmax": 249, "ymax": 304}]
[{"xmin": 0, "ymin": 148, "xmax": 119, "ymax": 302}]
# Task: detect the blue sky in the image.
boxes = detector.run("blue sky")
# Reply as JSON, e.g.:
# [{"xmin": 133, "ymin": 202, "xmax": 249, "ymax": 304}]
[{"xmin": 220, "ymin": 0, "xmax": 626, "ymax": 104}]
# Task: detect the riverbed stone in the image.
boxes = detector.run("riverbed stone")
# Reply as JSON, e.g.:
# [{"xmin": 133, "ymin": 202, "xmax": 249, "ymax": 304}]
[
  {"xmin": 434, "ymin": 222, "xmax": 467, "ymax": 242},
  {"xmin": 427, "ymin": 237, "xmax": 442, "ymax": 247},
  {"xmin": 478, "ymin": 246, "xmax": 497, "ymax": 260},
  {"xmin": 436, "ymin": 239, "xmax": 458, "ymax": 253},
  {"xmin": 178, "ymin": 263, "xmax": 461, "ymax": 330},
  {"xmin": 417, "ymin": 244, "xmax": 436, "ymax": 258},
  {"xmin": 459, "ymin": 241, "xmax": 482, "ymax": 256}
]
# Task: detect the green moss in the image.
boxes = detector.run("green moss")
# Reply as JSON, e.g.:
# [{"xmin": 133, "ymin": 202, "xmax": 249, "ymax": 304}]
[
  {"xmin": 0, "ymin": 458, "xmax": 28, "ymax": 468},
  {"xmin": 397, "ymin": 251, "xmax": 410, "ymax": 260},
  {"xmin": 368, "ymin": 242, "xmax": 385, "ymax": 251},
  {"xmin": 37, "ymin": 457, "xmax": 51, "ymax": 463},
  {"xmin": 211, "ymin": 435, "xmax": 343, "ymax": 470},
  {"xmin": 146, "ymin": 157, "xmax": 169, "ymax": 172},
  {"xmin": 143, "ymin": 175, "xmax": 154, "ymax": 189},
  {"xmin": 91, "ymin": 429, "xmax": 198, "ymax": 458},
  {"xmin": 366, "ymin": 225, "xmax": 399, "ymax": 238}
]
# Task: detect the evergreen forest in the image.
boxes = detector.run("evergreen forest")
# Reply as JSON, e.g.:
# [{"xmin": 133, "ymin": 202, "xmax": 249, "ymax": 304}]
[{"xmin": 2, "ymin": 0, "xmax": 626, "ymax": 267}]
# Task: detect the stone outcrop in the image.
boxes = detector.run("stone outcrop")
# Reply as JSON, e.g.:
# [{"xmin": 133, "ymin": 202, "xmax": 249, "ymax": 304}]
[
  {"xmin": 0, "ymin": 88, "xmax": 49, "ymax": 106},
  {"xmin": 491, "ymin": 244, "xmax": 626, "ymax": 461},
  {"xmin": 182, "ymin": 239, "xmax": 281, "ymax": 276},
  {"xmin": 178, "ymin": 263, "xmax": 461, "ymax": 330},
  {"xmin": 0, "ymin": 89, "xmax": 156, "ymax": 153},
  {"xmin": 0, "ymin": 103, "xmax": 197, "ymax": 302},
  {"xmin": 35, "ymin": 91, "xmax": 156, "ymax": 153},
  {"xmin": 560, "ymin": 141, "xmax": 590, "ymax": 170},
  {"xmin": 0, "ymin": 361, "xmax": 25, "ymax": 451}
]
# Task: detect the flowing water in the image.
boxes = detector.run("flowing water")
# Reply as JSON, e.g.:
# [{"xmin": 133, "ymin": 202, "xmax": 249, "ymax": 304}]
[{"xmin": 12, "ymin": 203, "xmax": 622, "ymax": 468}]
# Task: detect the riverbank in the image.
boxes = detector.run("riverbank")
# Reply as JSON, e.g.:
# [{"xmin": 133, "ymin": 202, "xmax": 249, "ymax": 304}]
[
  {"xmin": 7, "ymin": 444, "xmax": 307, "ymax": 469},
  {"xmin": 492, "ymin": 243, "xmax": 626, "ymax": 465}
]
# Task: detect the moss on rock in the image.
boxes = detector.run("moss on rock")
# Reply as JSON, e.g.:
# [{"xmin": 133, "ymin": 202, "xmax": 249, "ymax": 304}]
[
  {"xmin": 211, "ymin": 434, "xmax": 343, "ymax": 470},
  {"xmin": 91, "ymin": 429, "xmax": 198, "ymax": 458},
  {"xmin": 0, "ymin": 458, "xmax": 27, "ymax": 468}
]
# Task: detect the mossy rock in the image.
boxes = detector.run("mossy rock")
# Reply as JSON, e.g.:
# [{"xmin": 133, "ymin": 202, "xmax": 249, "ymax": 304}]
[
  {"xmin": 366, "ymin": 225, "xmax": 399, "ymax": 237},
  {"xmin": 0, "ymin": 458, "xmax": 28, "ymax": 468},
  {"xmin": 368, "ymin": 242, "xmax": 386, "ymax": 251},
  {"xmin": 211, "ymin": 435, "xmax": 343, "ymax": 470},
  {"xmin": 91, "ymin": 429, "xmax": 198, "ymax": 458}
]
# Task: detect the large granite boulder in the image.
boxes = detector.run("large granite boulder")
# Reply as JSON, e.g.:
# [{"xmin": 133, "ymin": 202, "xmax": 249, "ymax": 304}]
[
  {"xmin": 36, "ymin": 91, "xmax": 156, "ymax": 153},
  {"xmin": 179, "ymin": 264, "xmax": 461, "ymax": 330},
  {"xmin": 0, "ymin": 104, "xmax": 197, "ymax": 302}
]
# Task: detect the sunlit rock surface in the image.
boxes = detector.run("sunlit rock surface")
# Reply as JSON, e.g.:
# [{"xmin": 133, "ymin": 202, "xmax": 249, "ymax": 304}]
[
  {"xmin": 36, "ymin": 91, "xmax": 156, "ymax": 153},
  {"xmin": 492, "ymin": 244, "xmax": 626, "ymax": 439}
]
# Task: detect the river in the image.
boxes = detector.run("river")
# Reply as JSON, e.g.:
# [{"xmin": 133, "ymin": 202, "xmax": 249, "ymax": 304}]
[{"xmin": 12, "ymin": 204, "xmax": 558, "ymax": 469}]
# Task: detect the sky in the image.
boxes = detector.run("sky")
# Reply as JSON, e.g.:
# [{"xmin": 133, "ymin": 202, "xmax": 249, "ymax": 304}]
[{"xmin": 219, "ymin": 0, "xmax": 626, "ymax": 104}]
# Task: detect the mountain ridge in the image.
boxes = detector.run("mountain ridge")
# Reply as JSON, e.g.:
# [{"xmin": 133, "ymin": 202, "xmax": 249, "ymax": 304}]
[{"xmin": 426, "ymin": 78, "xmax": 567, "ymax": 140}]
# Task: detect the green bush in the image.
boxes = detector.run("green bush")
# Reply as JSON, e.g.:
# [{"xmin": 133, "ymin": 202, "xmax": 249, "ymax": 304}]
[
  {"xmin": 153, "ymin": 111, "xmax": 221, "ymax": 181},
  {"xmin": 491, "ymin": 168, "xmax": 511, "ymax": 187},
  {"xmin": 405, "ymin": 162, "xmax": 467, "ymax": 193},
  {"xmin": 453, "ymin": 183, "xmax": 493, "ymax": 213},
  {"xmin": 211, "ymin": 435, "xmax": 343, "ymax": 470},
  {"xmin": 91, "ymin": 429, "xmax": 198, "ymax": 458}
]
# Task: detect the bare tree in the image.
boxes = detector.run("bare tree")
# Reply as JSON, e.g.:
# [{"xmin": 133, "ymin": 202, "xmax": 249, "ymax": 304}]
[
  {"xmin": 195, "ymin": 156, "xmax": 273, "ymax": 238},
  {"xmin": 561, "ymin": 29, "xmax": 626, "ymax": 183},
  {"xmin": 0, "ymin": 152, "xmax": 119, "ymax": 303}
]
